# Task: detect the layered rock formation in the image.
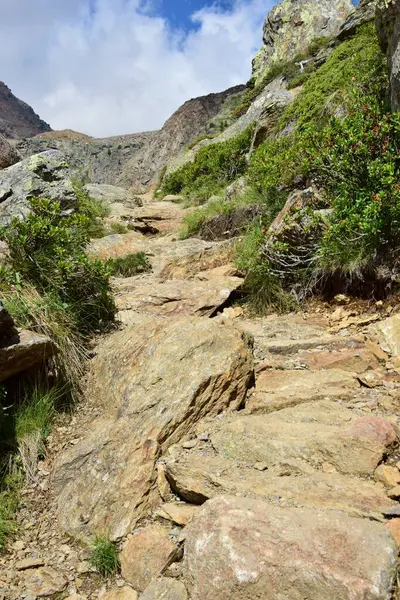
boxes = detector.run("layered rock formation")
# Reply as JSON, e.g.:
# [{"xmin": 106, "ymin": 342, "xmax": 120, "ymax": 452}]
[
  {"xmin": 0, "ymin": 82, "xmax": 51, "ymax": 139},
  {"xmin": 252, "ymin": 0, "xmax": 354, "ymax": 82}
]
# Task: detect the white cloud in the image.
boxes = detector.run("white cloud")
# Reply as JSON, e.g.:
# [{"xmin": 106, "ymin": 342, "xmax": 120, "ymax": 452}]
[{"xmin": 0, "ymin": 0, "xmax": 272, "ymax": 136}]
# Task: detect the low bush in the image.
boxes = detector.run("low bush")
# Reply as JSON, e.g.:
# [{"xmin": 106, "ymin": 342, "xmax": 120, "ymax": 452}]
[
  {"xmin": 0, "ymin": 197, "xmax": 116, "ymax": 336},
  {"xmin": 108, "ymin": 252, "xmax": 151, "ymax": 277},
  {"xmin": 161, "ymin": 127, "xmax": 254, "ymax": 202},
  {"xmin": 90, "ymin": 536, "xmax": 120, "ymax": 577}
]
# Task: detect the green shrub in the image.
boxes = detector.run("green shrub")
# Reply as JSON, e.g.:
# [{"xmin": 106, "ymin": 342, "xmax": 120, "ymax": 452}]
[
  {"xmin": 108, "ymin": 222, "xmax": 128, "ymax": 234},
  {"xmin": 281, "ymin": 23, "xmax": 384, "ymax": 129},
  {"xmin": 73, "ymin": 180, "xmax": 110, "ymax": 239},
  {"xmin": 108, "ymin": 252, "xmax": 151, "ymax": 277},
  {"xmin": 186, "ymin": 133, "xmax": 218, "ymax": 151},
  {"xmin": 0, "ymin": 197, "xmax": 116, "ymax": 335},
  {"xmin": 90, "ymin": 536, "xmax": 120, "ymax": 577},
  {"xmin": 161, "ymin": 127, "xmax": 254, "ymax": 202}
]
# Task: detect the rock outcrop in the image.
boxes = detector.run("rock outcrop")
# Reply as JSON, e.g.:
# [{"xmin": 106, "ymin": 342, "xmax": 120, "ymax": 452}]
[
  {"xmin": 53, "ymin": 317, "xmax": 253, "ymax": 540},
  {"xmin": 15, "ymin": 86, "xmax": 245, "ymax": 194},
  {"xmin": 252, "ymin": 0, "xmax": 354, "ymax": 82},
  {"xmin": 0, "ymin": 82, "xmax": 51, "ymax": 139},
  {"xmin": 184, "ymin": 496, "xmax": 397, "ymax": 600},
  {"xmin": 376, "ymin": 0, "xmax": 400, "ymax": 110},
  {"xmin": 0, "ymin": 150, "xmax": 77, "ymax": 226},
  {"xmin": 0, "ymin": 134, "xmax": 21, "ymax": 169}
]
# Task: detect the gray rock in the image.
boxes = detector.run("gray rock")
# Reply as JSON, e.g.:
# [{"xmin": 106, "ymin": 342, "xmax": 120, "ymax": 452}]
[
  {"xmin": 376, "ymin": 0, "xmax": 400, "ymax": 110},
  {"xmin": 0, "ymin": 150, "xmax": 77, "ymax": 226},
  {"xmin": 84, "ymin": 183, "xmax": 142, "ymax": 206},
  {"xmin": 338, "ymin": 0, "xmax": 377, "ymax": 40},
  {"xmin": 0, "ymin": 134, "xmax": 21, "ymax": 169},
  {"xmin": 252, "ymin": 0, "xmax": 354, "ymax": 83},
  {"xmin": 140, "ymin": 578, "xmax": 187, "ymax": 600}
]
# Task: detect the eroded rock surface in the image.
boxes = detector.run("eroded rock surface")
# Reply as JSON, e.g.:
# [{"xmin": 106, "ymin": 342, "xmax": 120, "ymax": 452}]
[
  {"xmin": 53, "ymin": 317, "xmax": 253, "ymax": 540},
  {"xmin": 184, "ymin": 496, "xmax": 398, "ymax": 600}
]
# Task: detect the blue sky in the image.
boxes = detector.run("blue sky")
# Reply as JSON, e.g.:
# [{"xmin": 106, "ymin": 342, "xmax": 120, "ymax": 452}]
[{"xmin": 158, "ymin": 0, "xmax": 235, "ymax": 29}]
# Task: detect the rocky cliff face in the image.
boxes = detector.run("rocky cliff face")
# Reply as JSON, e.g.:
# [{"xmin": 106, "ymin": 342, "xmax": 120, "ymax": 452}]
[
  {"xmin": 252, "ymin": 0, "xmax": 354, "ymax": 82},
  {"xmin": 15, "ymin": 86, "xmax": 245, "ymax": 193},
  {"xmin": 0, "ymin": 82, "xmax": 51, "ymax": 139},
  {"xmin": 376, "ymin": 0, "xmax": 400, "ymax": 109}
]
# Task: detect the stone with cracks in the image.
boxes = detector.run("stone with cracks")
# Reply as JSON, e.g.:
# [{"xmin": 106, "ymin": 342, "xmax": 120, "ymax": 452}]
[
  {"xmin": 183, "ymin": 496, "xmax": 398, "ymax": 600},
  {"xmin": 22, "ymin": 567, "xmax": 67, "ymax": 597},
  {"xmin": 140, "ymin": 578, "xmax": 188, "ymax": 600},
  {"xmin": 52, "ymin": 317, "xmax": 253, "ymax": 540},
  {"xmin": 120, "ymin": 525, "xmax": 178, "ymax": 592}
]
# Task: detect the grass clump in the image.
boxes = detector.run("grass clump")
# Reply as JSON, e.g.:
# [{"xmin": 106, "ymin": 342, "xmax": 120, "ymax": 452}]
[
  {"xmin": 90, "ymin": 536, "xmax": 120, "ymax": 577},
  {"xmin": 161, "ymin": 126, "xmax": 254, "ymax": 202},
  {"xmin": 186, "ymin": 133, "xmax": 218, "ymax": 151},
  {"xmin": 0, "ymin": 468, "xmax": 23, "ymax": 549},
  {"xmin": 108, "ymin": 252, "xmax": 151, "ymax": 277}
]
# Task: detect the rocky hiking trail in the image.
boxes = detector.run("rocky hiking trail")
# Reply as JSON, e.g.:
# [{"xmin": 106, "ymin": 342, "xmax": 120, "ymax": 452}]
[{"xmin": 4, "ymin": 195, "xmax": 400, "ymax": 600}]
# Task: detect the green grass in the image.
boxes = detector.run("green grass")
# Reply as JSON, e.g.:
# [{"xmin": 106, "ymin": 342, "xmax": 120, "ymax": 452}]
[
  {"xmin": 108, "ymin": 252, "xmax": 151, "ymax": 277},
  {"xmin": 186, "ymin": 133, "xmax": 218, "ymax": 151},
  {"xmin": 108, "ymin": 222, "xmax": 129, "ymax": 234},
  {"xmin": 0, "ymin": 468, "xmax": 23, "ymax": 550},
  {"xmin": 90, "ymin": 536, "xmax": 120, "ymax": 577}
]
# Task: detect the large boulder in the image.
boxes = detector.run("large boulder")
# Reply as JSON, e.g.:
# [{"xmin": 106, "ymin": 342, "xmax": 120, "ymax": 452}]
[
  {"xmin": 0, "ymin": 150, "xmax": 77, "ymax": 226},
  {"xmin": 183, "ymin": 496, "xmax": 398, "ymax": 600},
  {"xmin": 376, "ymin": 0, "xmax": 400, "ymax": 110},
  {"xmin": 0, "ymin": 329, "xmax": 54, "ymax": 383},
  {"xmin": 52, "ymin": 317, "xmax": 253, "ymax": 540},
  {"xmin": 0, "ymin": 134, "xmax": 20, "ymax": 169},
  {"xmin": 252, "ymin": 0, "xmax": 353, "ymax": 82},
  {"xmin": 84, "ymin": 183, "xmax": 142, "ymax": 207}
]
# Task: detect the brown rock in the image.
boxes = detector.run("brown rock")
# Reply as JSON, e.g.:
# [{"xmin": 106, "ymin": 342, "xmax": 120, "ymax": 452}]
[
  {"xmin": 120, "ymin": 526, "xmax": 177, "ymax": 592},
  {"xmin": 140, "ymin": 578, "xmax": 187, "ymax": 600},
  {"xmin": 365, "ymin": 340, "xmax": 389, "ymax": 362},
  {"xmin": 374, "ymin": 464, "xmax": 400, "ymax": 488},
  {"xmin": 16, "ymin": 557, "xmax": 44, "ymax": 570},
  {"xmin": 184, "ymin": 496, "xmax": 397, "ymax": 600},
  {"xmin": 53, "ymin": 317, "xmax": 253, "ymax": 540},
  {"xmin": 387, "ymin": 485, "xmax": 400, "ymax": 499},
  {"xmin": 249, "ymin": 368, "xmax": 358, "ymax": 413},
  {"xmin": 102, "ymin": 587, "xmax": 138, "ymax": 600},
  {"xmin": 157, "ymin": 503, "xmax": 199, "ymax": 526},
  {"xmin": 0, "ymin": 329, "xmax": 54, "ymax": 382},
  {"xmin": 157, "ymin": 464, "xmax": 172, "ymax": 502},
  {"xmin": 114, "ymin": 275, "xmax": 243, "ymax": 320},
  {"xmin": 386, "ymin": 519, "xmax": 400, "ymax": 547},
  {"xmin": 370, "ymin": 314, "xmax": 400, "ymax": 356},
  {"xmin": 23, "ymin": 567, "xmax": 67, "ymax": 597},
  {"xmin": 304, "ymin": 347, "xmax": 380, "ymax": 373}
]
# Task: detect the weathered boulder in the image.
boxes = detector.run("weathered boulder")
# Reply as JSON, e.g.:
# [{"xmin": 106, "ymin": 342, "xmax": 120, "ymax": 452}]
[
  {"xmin": 0, "ymin": 329, "xmax": 54, "ymax": 383},
  {"xmin": 84, "ymin": 183, "xmax": 142, "ymax": 207},
  {"xmin": 120, "ymin": 525, "xmax": 178, "ymax": 591},
  {"xmin": 0, "ymin": 134, "xmax": 20, "ymax": 169},
  {"xmin": 369, "ymin": 314, "xmax": 400, "ymax": 356},
  {"xmin": 53, "ymin": 317, "xmax": 253, "ymax": 540},
  {"xmin": 22, "ymin": 567, "xmax": 67, "ymax": 597},
  {"xmin": 114, "ymin": 274, "xmax": 243, "ymax": 322},
  {"xmin": 183, "ymin": 496, "xmax": 398, "ymax": 600},
  {"xmin": 338, "ymin": 0, "xmax": 377, "ymax": 39},
  {"xmin": 0, "ymin": 150, "xmax": 77, "ymax": 226},
  {"xmin": 376, "ymin": 0, "xmax": 400, "ymax": 110},
  {"xmin": 140, "ymin": 578, "xmax": 188, "ymax": 600},
  {"xmin": 252, "ymin": 0, "xmax": 353, "ymax": 82}
]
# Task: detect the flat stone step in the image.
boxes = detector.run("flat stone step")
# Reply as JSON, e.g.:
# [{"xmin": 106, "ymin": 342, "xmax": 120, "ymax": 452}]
[{"xmin": 248, "ymin": 368, "xmax": 359, "ymax": 413}]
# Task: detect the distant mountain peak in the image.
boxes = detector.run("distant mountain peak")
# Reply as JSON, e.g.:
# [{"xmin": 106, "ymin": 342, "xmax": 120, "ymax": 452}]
[{"xmin": 0, "ymin": 82, "xmax": 51, "ymax": 139}]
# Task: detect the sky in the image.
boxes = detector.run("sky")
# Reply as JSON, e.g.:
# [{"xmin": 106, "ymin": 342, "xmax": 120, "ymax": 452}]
[{"xmin": 0, "ymin": 0, "xmax": 272, "ymax": 137}]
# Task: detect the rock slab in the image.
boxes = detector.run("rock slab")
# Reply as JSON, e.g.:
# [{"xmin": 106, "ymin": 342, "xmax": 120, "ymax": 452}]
[
  {"xmin": 53, "ymin": 317, "xmax": 253, "ymax": 540},
  {"xmin": 184, "ymin": 496, "xmax": 398, "ymax": 600}
]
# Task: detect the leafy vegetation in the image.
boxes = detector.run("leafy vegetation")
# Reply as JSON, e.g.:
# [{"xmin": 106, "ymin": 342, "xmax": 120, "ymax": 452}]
[
  {"xmin": 0, "ymin": 468, "xmax": 23, "ymax": 549},
  {"xmin": 90, "ymin": 536, "xmax": 120, "ymax": 577},
  {"xmin": 161, "ymin": 126, "xmax": 254, "ymax": 202},
  {"xmin": 108, "ymin": 252, "xmax": 151, "ymax": 277}
]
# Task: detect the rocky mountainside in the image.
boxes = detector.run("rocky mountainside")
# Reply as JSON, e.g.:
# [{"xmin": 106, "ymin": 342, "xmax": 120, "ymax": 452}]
[
  {"xmin": 15, "ymin": 85, "xmax": 245, "ymax": 193},
  {"xmin": 4, "ymin": 0, "xmax": 400, "ymax": 599},
  {"xmin": 252, "ymin": 0, "xmax": 354, "ymax": 81},
  {"xmin": 0, "ymin": 82, "xmax": 51, "ymax": 139}
]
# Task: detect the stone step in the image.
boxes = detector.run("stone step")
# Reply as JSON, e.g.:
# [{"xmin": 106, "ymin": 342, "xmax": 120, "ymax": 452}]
[
  {"xmin": 113, "ymin": 274, "xmax": 243, "ymax": 321},
  {"xmin": 248, "ymin": 368, "xmax": 359, "ymax": 413},
  {"xmin": 166, "ymin": 400, "xmax": 398, "ymax": 481}
]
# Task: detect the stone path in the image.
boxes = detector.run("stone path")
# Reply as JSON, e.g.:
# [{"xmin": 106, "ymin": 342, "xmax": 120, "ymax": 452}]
[{"xmin": 2, "ymin": 195, "xmax": 400, "ymax": 600}]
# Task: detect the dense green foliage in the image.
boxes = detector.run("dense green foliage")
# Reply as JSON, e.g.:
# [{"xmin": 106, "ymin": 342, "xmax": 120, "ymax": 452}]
[
  {"xmin": 161, "ymin": 126, "xmax": 254, "ymax": 202},
  {"xmin": 108, "ymin": 252, "xmax": 151, "ymax": 277},
  {"xmin": 0, "ymin": 197, "xmax": 115, "ymax": 335},
  {"xmin": 90, "ymin": 536, "xmax": 120, "ymax": 577}
]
